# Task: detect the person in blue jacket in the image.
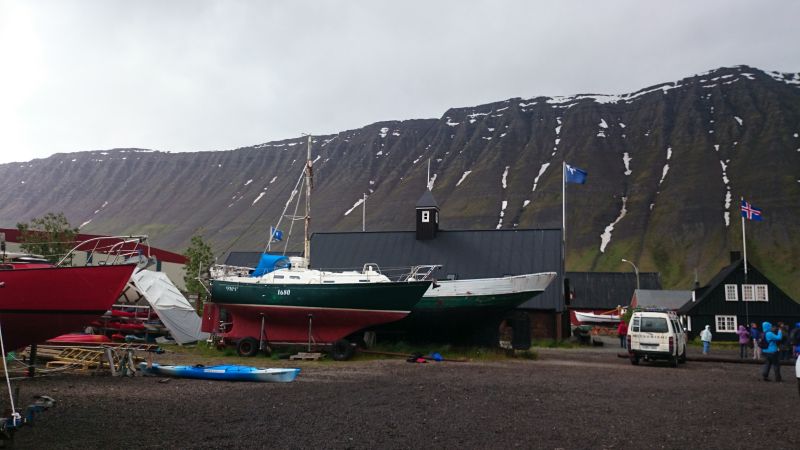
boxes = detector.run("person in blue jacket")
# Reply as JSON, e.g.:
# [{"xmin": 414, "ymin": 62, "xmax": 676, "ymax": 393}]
[{"xmin": 761, "ymin": 321, "xmax": 782, "ymax": 382}]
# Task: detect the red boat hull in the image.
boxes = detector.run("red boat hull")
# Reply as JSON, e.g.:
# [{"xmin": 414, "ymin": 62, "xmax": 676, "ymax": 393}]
[
  {"xmin": 0, "ymin": 264, "xmax": 136, "ymax": 351},
  {"xmin": 203, "ymin": 303, "xmax": 409, "ymax": 345}
]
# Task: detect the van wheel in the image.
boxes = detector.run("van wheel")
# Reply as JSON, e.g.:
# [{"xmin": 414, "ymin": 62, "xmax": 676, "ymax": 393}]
[
  {"xmin": 630, "ymin": 355, "xmax": 639, "ymax": 365},
  {"xmin": 678, "ymin": 348, "xmax": 687, "ymax": 364},
  {"xmin": 670, "ymin": 355, "xmax": 679, "ymax": 368}
]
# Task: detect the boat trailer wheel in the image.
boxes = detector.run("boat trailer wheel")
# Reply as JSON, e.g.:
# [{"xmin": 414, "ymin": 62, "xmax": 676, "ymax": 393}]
[
  {"xmin": 330, "ymin": 339, "xmax": 355, "ymax": 361},
  {"xmin": 236, "ymin": 337, "xmax": 260, "ymax": 357}
]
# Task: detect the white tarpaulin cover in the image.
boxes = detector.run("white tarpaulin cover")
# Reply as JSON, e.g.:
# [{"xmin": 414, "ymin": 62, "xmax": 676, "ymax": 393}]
[{"xmin": 131, "ymin": 270, "xmax": 209, "ymax": 344}]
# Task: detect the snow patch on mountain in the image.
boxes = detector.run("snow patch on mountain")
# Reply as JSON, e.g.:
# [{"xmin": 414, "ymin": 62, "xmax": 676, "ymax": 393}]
[
  {"xmin": 496, "ymin": 200, "xmax": 508, "ymax": 229},
  {"xmin": 530, "ymin": 163, "xmax": 551, "ymax": 193},
  {"xmin": 623, "ymin": 153, "xmax": 632, "ymax": 176},
  {"xmin": 456, "ymin": 170, "xmax": 472, "ymax": 187},
  {"xmin": 344, "ymin": 197, "xmax": 365, "ymax": 216},
  {"xmin": 600, "ymin": 197, "xmax": 627, "ymax": 253},
  {"xmin": 252, "ymin": 192, "xmax": 266, "ymax": 205},
  {"xmin": 427, "ymin": 174, "xmax": 438, "ymax": 190}
]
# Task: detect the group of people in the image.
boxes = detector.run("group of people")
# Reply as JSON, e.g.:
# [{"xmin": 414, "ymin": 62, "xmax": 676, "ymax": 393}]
[
  {"xmin": 617, "ymin": 318, "xmax": 799, "ymax": 383},
  {"xmin": 736, "ymin": 321, "xmax": 800, "ymax": 361},
  {"xmin": 732, "ymin": 321, "xmax": 800, "ymax": 382}
]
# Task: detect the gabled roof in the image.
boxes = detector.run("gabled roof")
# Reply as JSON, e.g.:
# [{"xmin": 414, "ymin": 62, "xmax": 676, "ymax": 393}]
[
  {"xmin": 310, "ymin": 229, "xmax": 564, "ymax": 311},
  {"xmin": 678, "ymin": 258, "xmax": 800, "ymax": 316},
  {"xmin": 678, "ymin": 260, "xmax": 742, "ymax": 314},
  {"xmin": 635, "ymin": 289, "xmax": 692, "ymax": 310},
  {"xmin": 567, "ymin": 271, "xmax": 662, "ymax": 309},
  {"xmin": 415, "ymin": 190, "xmax": 439, "ymax": 209}
]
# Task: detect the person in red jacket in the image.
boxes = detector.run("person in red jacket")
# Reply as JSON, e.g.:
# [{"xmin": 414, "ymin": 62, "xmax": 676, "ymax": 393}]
[{"xmin": 617, "ymin": 320, "xmax": 628, "ymax": 349}]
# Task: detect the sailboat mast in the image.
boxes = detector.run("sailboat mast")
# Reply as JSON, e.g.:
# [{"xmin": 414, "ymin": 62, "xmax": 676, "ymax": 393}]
[{"xmin": 304, "ymin": 135, "xmax": 312, "ymax": 264}]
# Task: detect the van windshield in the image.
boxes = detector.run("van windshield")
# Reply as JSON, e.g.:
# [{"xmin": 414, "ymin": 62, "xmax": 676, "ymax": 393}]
[{"xmin": 640, "ymin": 317, "xmax": 668, "ymax": 333}]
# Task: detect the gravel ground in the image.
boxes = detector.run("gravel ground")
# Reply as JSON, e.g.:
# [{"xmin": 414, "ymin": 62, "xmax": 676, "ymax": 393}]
[{"xmin": 6, "ymin": 344, "xmax": 799, "ymax": 449}]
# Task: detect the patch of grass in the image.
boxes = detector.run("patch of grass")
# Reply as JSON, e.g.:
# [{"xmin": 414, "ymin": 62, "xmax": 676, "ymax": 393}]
[
  {"xmin": 357, "ymin": 341, "xmax": 515, "ymax": 361},
  {"xmin": 529, "ymin": 339, "xmax": 580, "ymax": 349},
  {"xmin": 161, "ymin": 340, "xmax": 540, "ymax": 363}
]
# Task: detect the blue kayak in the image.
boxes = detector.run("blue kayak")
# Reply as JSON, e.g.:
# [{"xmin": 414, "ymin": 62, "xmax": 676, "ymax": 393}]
[{"xmin": 138, "ymin": 363, "xmax": 300, "ymax": 382}]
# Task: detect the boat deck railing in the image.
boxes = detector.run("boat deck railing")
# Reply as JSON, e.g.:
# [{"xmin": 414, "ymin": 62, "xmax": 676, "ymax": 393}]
[
  {"xmin": 57, "ymin": 235, "xmax": 152, "ymax": 267},
  {"xmin": 210, "ymin": 263, "xmax": 442, "ymax": 283}
]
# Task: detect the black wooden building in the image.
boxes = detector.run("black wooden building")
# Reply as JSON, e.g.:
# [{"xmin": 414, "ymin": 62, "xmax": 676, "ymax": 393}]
[
  {"xmin": 567, "ymin": 271, "xmax": 661, "ymax": 314},
  {"xmin": 678, "ymin": 252, "xmax": 800, "ymax": 340}
]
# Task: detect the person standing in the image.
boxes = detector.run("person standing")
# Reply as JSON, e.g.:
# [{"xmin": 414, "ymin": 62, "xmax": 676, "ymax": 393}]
[
  {"xmin": 791, "ymin": 322, "xmax": 800, "ymax": 359},
  {"xmin": 761, "ymin": 321, "xmax": 782, "ymax": 382},
  {"xmin": 736, "ymin": 325, "xmax": 750, "ymax": 359},
  {"xmin": 750, "ymin": 322, "xmax": 762, "ymax": 360},
  {"xmin": 617, "ymin": 319, "xmax": 628, "ymax": 349},
  {"xmin": 778, "ymin": 322, "xmax": 790, "ymax": 360},
  {"xmin": 700, "ymin": 325, "xmax": 712, "ymax": 355}
]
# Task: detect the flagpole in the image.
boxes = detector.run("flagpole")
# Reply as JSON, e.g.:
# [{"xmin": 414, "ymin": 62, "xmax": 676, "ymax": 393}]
[
  {"xmin": 741, "ymin": 197, "xmax": 749, "ymax": 326},
  {"xmin": 741, "ymin": 197, "xmax": 748, "ymax": 277},
  {"xmin": 561, "ymin": 161, "xmax": 566, "ymax": 341},
  {"xmin": 562, "ymin": 161, "xmax": 566, "ymax": 248}
]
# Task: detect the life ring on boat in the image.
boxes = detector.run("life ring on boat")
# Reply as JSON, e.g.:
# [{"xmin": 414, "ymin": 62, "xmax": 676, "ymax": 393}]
[
  {"xmin": 236, "ymin": 337, "xmax": 259, "ymax": 357},
  {"xmin": 330, "ymin": 339, "xmax": 355, "ymax": 361}
]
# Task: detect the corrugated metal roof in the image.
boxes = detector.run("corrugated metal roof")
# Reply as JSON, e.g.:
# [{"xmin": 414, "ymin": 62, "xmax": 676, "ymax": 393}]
[
  {"xmin": 567, "ymin": 272, "xmax": 662, "ymax": 309},
  {"xmin": 634, "ymin": 289, "xmax": 692, "ymax": 310},
  {"xmin": 310, "ymin": 229, "xmax": 564, "ymax": 311}
]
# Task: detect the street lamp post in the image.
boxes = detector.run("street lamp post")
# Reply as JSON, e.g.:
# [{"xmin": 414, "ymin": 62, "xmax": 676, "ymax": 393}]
[{"xmin": 621, "ymin": 258, "xmax": 640, "ymax": 291}]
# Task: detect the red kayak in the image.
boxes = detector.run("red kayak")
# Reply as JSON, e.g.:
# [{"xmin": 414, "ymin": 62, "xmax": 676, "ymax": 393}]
[{"xmin": 46, "ymin": 334, "xmax": 112, "ymax": 344}]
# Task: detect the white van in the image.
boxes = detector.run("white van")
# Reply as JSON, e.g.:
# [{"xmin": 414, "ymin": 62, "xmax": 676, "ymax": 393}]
[{"xmin": 627, "ymin": 310, "xmax": 687, "ymax": 367}]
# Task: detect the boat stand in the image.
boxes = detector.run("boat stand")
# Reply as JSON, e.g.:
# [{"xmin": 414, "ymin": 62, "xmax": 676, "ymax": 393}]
[
  {"xmin": 258, "ymin": 314, "xmax": 270, "ymax": 354},
  {"xmin": 306, "ymin": 314, "xmax": 315, "ymax": 352}
]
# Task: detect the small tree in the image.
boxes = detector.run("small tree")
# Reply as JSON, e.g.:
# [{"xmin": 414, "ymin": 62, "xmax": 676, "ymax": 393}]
[
  {"xmin": 183, "ymin": 234, "xmax": 215, "ymax": 312},
  {"xmin": 16, "ymin": 212, "xmax": 79, "ymax": 264}
]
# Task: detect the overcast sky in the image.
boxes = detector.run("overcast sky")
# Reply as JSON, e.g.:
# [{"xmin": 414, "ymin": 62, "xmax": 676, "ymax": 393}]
[{"xmin": 1, "ymin": 0, "xmax": 798, "ymax": 164}]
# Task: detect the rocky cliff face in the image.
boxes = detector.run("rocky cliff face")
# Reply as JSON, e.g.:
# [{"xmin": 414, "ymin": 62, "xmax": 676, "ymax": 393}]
[{"xmin": 1, "ymin": 65, "xmax": 798, "ymax": 295}]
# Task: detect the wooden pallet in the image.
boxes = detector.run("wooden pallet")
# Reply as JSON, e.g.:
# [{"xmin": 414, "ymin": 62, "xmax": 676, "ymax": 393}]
[
  {"xmin": 45, "ymin": 360, "xmax": 93, "ymax": 371},
  {"xmin": 289, "ymin": 352, "xmax": 323, "ymax": 361}
]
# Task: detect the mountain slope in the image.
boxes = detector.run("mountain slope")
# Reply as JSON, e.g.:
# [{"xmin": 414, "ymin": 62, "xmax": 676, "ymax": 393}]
[{"xmin": 1, "ymin": 65, "xmax": 798, "ymax": 296}]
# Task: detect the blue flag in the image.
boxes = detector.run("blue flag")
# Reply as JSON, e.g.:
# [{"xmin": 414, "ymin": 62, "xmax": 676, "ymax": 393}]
[
  {"xmin": 740, "ymin": 200, "xmax": 763, "ymax": 221},
  {"xmin": 270, "ymin": 226, "xmax": 283, "ymax": 241},
  {"xmin": 565, "ymin": 164, "xmax": 587, "ymax": 184}
]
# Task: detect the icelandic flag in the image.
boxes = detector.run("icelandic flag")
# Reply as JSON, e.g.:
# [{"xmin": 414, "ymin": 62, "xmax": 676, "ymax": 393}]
[
  {"xmin": 740, "ymin": 200, "xmax": 763, "ymax": 221},
  {"xmin": 565, "ymin": 164, "xmax": 588, "ymax": 184},
  {"xmin": 270, "ymin": 226, "xmax": 284, "ymax": 241}
]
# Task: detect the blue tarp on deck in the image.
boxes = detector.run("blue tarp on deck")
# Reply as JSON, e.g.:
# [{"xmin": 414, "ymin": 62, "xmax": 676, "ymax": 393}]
[{"xmin": 251, "ymin": 254, "xmax": 291, "ymax": 277}]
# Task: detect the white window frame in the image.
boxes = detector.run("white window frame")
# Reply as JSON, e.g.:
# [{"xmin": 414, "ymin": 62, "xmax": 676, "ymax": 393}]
[
  {"xmin": 742, "ymin": 284, "xmax": 755, "ymax": 302},
  {"xmin": 742, "ymin": 284, "xmax": 769, "ymax": 302},
  {"xmin": 754, "ymin": 285, "xmax": 768, "ymax": 302},
  {"xmin": 421, "ymin": 210, "xmax": 429, "ymax": 223},
  {"xmin": 715, "ymin": 315, "xmax": 737, "ymax": 333},
  {"xmin": 724, "ymin": 284, "xmax": 738, "ymax": 301}
]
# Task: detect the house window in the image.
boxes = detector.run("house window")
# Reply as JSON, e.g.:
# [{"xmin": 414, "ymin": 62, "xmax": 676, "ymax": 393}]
[
  {"xmin": 421, "ymin": 211, "xmax": 429, "ymax": 223},
  {"xmin": 724, "ymin": 284, "xmax": 738, "ymax": 301},
  {"xmin": 742, "ymin": 284, "xmax": 768, "ymax": 302},
  {"xmin": 755, "ymin": 285, "xmax": 768, "ymax": 301},
  {"xmin": 715, "ymin": 315, "xmax": 737, "ymax": 333}
]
